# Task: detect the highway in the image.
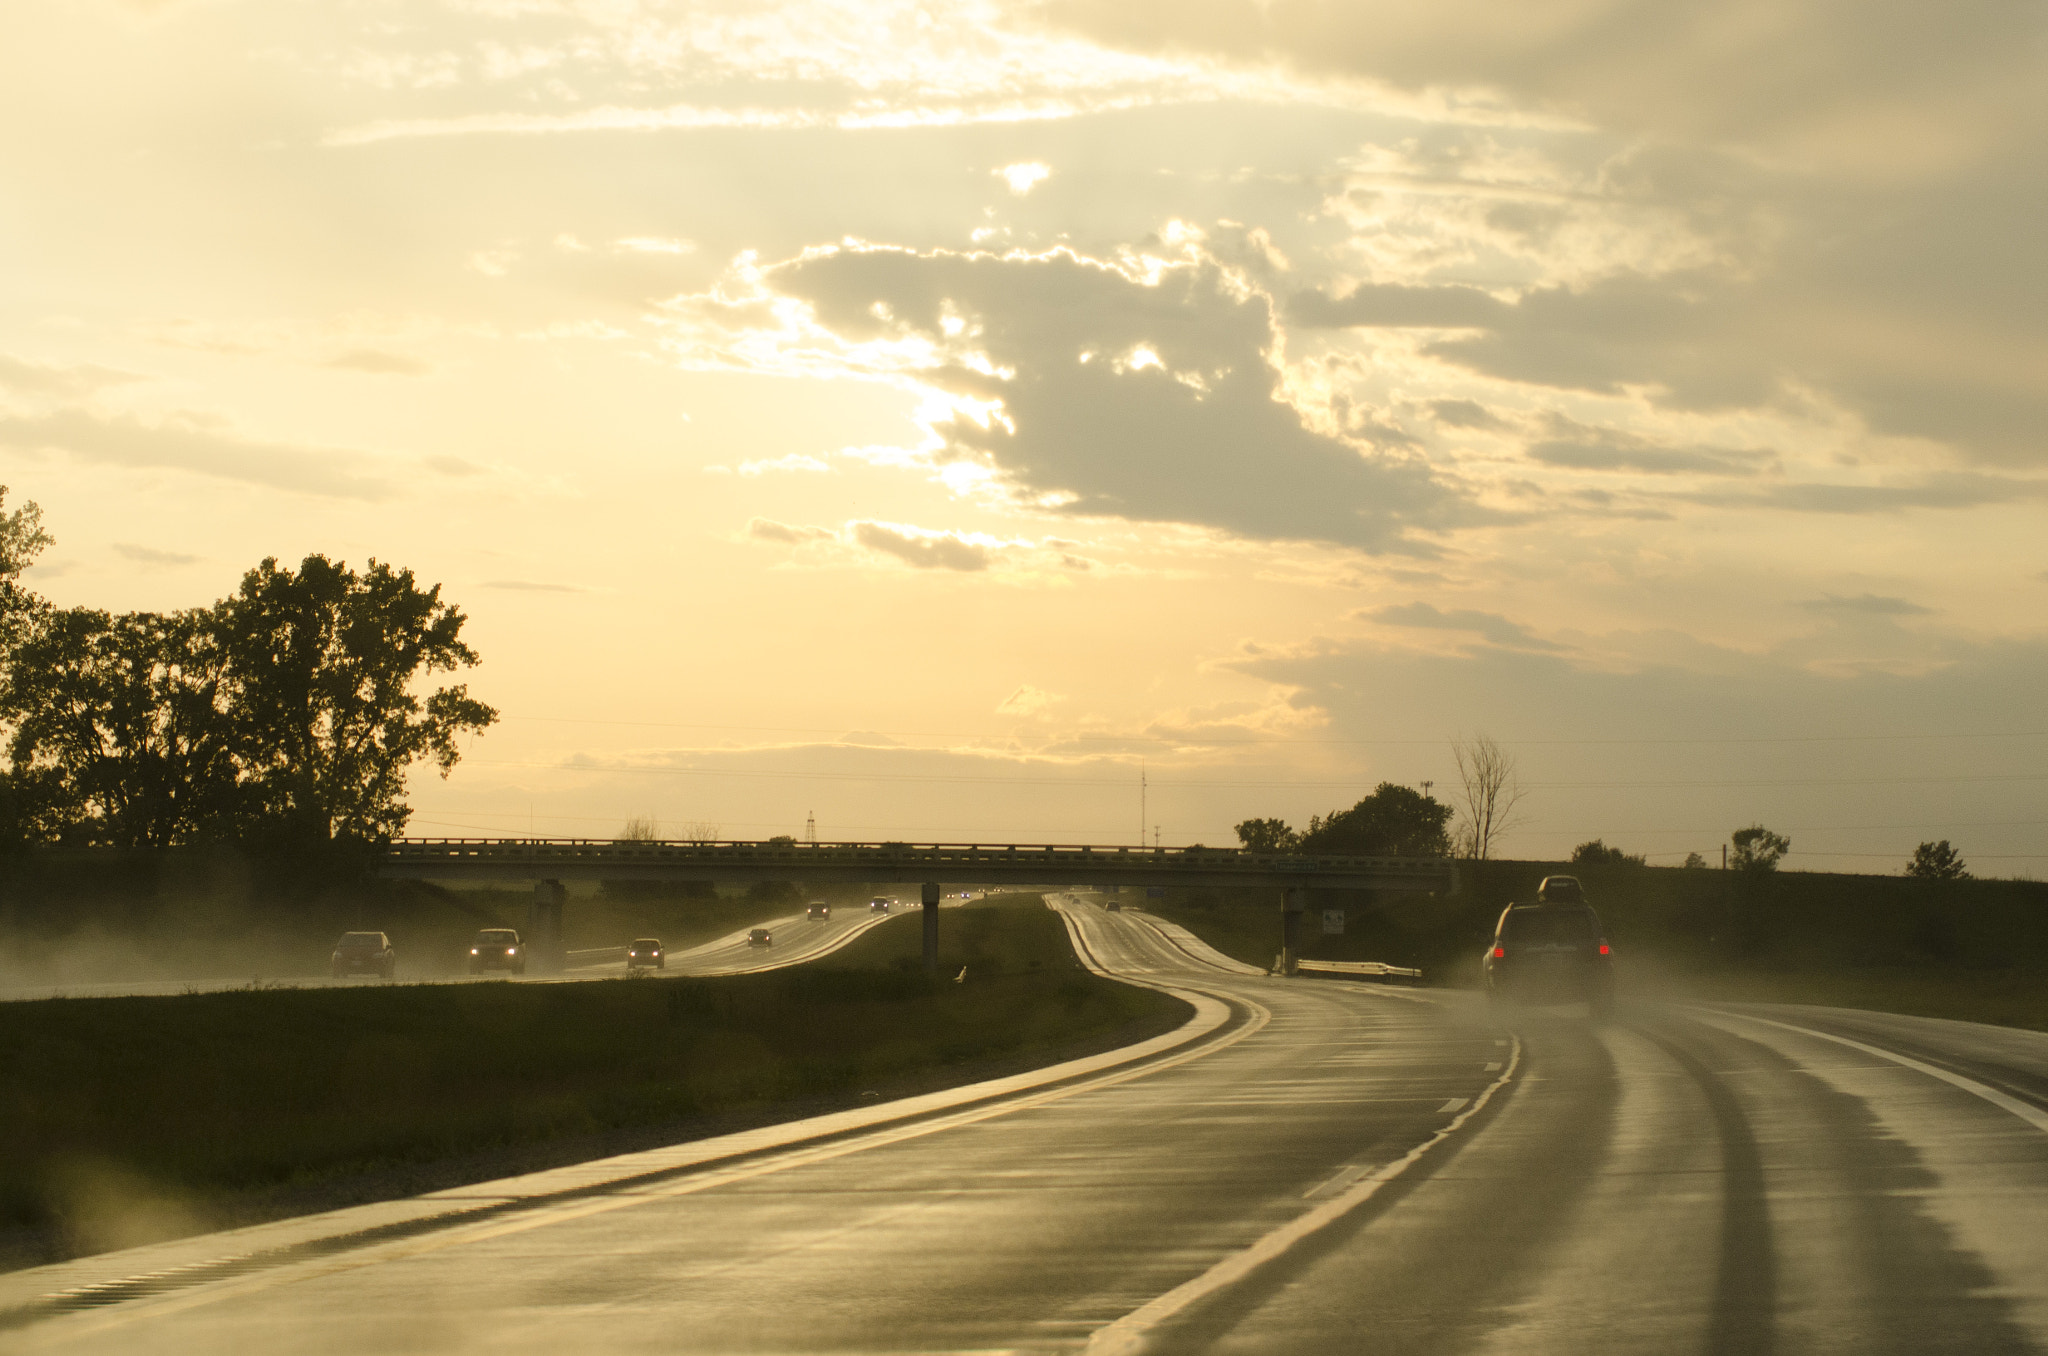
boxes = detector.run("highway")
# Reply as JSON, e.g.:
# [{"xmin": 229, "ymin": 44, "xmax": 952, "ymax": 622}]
[
  {"xmin": 1, "ymin": 897, "xmax": 2043, "ymax": 1354},
  {"xmin": 0, "ymin": 897, "xmax": 952, "ymax": 1002}
]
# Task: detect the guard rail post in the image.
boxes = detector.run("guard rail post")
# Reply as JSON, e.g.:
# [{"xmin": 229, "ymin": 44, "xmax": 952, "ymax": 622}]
[
  {"xmin": 921, "ymin": 881, "xmax": 942, "ymax": 974},
  {"xmin": 1280, "ymin": 886, "xmax": 1308, "ymax": 976}
]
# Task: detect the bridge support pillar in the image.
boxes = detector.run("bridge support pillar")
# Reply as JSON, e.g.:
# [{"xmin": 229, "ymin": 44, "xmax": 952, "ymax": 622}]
[
  {"xmin": 922, "ymin": 881, "xmax": 942, "ymax": 974},
  {"xmin": 1279, "ymin": 887, "xmax": 1309, "ymax": 976},
  {"xmin": 530, "ymin": 879, "xmax": 567, "ymax": 974}
]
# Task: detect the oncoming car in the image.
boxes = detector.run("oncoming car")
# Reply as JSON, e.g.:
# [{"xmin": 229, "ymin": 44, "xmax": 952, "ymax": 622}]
[
  {"xmin": 1483, "ymin": 875, "xmax": 1614, "ymax": 1018},
  {"xmin": 806, "ymin": 901, "xmax": 831, "ymax": 921},
  {"xmin": 468, "ymin": 928, "xmax": 527, "ymax": 975},
  {"xmin": 331, "ymin": 931, "xmax": 395, "ymax": 979},
  {"xmin": 868, "ymin": 897, "xmax": 893, "ymax": 914},
  {"xmin": 747, "ymin": 927, "xmax": 774, "ymax": 947},
  {"xmin": 626, "ymin": 938, "xmax": 665, "ymax": 970}
]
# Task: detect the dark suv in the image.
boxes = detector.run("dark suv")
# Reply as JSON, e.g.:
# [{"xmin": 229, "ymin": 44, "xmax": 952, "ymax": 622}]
[
  {"xmin": 331, "ymin": 931, "xmax": 395, "ymax": 979},
  {"xmin": 468, "ymin": 928, "xmax": 527, "ymax": 975},
  {"xmin": 1483, "ymin": 876, "xmax": 1614, "ymax": 1017},
  {"xmin": 626, "ymin": 938, "xmax": 665, "ymax": 970}
]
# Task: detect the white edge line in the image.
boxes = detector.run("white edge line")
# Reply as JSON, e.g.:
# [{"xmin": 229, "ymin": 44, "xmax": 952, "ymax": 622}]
[
  {"xmin": 1082, "ymin": 1034, "xmax": 1524, "ymax": 1356},
  {"xmin": 1709, "ymin": 1010, "xmax": 2048, "ymax": 1135}
]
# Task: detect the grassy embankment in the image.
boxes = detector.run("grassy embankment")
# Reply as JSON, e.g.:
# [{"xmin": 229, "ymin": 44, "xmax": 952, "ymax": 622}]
[
  {"xmin": 0, "ymin": 896, "xmax": 1187, "ymax": 1269},
  {"xmin": 1143, "ymin": 862, "xmax": 2048, "ymax": 1031}
]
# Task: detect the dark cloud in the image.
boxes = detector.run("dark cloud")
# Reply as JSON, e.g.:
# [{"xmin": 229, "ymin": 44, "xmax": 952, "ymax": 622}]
[
  {"xmin": 0, "ymin": 354, "xmax": 143, "ymax": 397},
  {"xmin": 1681, "ymin": 473, "xmax": 2048, "ymax": 514},
  {"xmin": 481, "ymin": 579, "xmax": 586, "ymax": 593},
  {"xmin": 1430, "ymin": 399, "xmax": 1506, "ymax": 431},
  {"xmin": 0, "ymin": 408, "xmax": 391, "ymax": 500},
  {"xmin": 1360, "ymin": 601, "xmax": 1564, "ymax": 651},
  {"xmin": 324, "ymin": 349, "xmax": 431, "ymax": 376},
  {"xmin": 1800, "ymin": 593, "xmax": 1933, "ymax": 616},
  {"xmin": 1288, "ymin": 283, "xmax": 1508, "ymax": 329},
  {"xmin": 746, "ymin": 517, "xmax": 833, "ymax": 545},
  {"xmin": 758, "ymin": 246, "xmax": 1479, "ymax": 552},
  {"xmin": 1528, "ymin": 415, "xmax": 1774, "ymax": 476},
  {"xmin": 113, "ymin": 543, "xmax": 200, "ymax": 567},
  {"xmin": 852, "ymin": 521, "xmax": 990, "ymax": 572}
]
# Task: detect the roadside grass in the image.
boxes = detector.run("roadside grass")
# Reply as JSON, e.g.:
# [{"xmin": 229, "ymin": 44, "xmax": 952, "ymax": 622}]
[{"xmin": 0, "ymin": 898, "xmax": 1187, "ymax": 1268}]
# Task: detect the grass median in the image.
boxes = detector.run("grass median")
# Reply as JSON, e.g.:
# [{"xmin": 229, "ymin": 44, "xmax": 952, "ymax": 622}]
[{"xmin": 0, "ymin": 897, "xmax": 1188, "ymax": 1269}]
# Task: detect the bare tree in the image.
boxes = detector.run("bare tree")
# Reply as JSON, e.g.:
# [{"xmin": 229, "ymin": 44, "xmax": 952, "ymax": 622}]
[
  {"xmin": 618, "ymin": 816, "xmax": 659, "ymax": 842},
  {"xmin": 678, "ymin": 819, "xmax": 722, "ymax": 844},
  {"xmin": 1451, "ymin": 734, "xmax": 1527, "ymax": 861}
]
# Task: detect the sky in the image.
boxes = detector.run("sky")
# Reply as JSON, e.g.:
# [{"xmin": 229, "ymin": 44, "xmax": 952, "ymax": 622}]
[{"xmin": 1, "ymin": 0, "xmax": 2044, "ymax": 872}]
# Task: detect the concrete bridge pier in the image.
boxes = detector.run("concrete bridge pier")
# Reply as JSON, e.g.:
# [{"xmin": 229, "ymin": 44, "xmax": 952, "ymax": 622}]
[
  {"xmin": 530, "ymin": 879, "xmax": 567, "ymax": 974},
  {"xmin": 1279, "ymin": 886, "xmax": 1309, "ymax": 976}
]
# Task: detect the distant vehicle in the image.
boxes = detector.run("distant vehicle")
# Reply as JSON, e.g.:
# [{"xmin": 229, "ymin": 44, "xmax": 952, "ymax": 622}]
[
  {"xmin": 1103, "ymin": 899, "xmax": 1121, "ymax": 912},
  {"xmin": 869, "ymin": 897, "xmax": 893, "ymax": 914},
  {"xmin": 468, "ymin": 928, "xmax": 527, "ymax": 975},
  {"xmin": 957, "ymin": 891, "xmax": 971, "ymax": 899},
  {"xmin": 331, "ymin": 931, "xmax": 395, "ymax": 979},
  {"xmin": 806, "ymin": 901, "xmax": 831, "ymax": 920},
  {"xmin": 747, "ymin": 927, "xmax": 774, "ymax": 947},
  {"xmin": 626, "ymin": 937, "xmax": 665, "ymax": 970},
  {"xmin": 1483, "ymin": 876, "xmax": 1613, "ymax": 1017}
]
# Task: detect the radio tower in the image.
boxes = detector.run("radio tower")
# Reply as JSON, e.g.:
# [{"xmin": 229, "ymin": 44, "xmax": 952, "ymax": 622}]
[{"xmin": 805, "ymin": 810, "xmax": 817, "ymax": 845}]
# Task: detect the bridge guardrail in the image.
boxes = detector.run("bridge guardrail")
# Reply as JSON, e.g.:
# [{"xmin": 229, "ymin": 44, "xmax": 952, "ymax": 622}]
[{"xmin": 1295, "ymin": 958, "xmax": 1424, "ymax": 982}]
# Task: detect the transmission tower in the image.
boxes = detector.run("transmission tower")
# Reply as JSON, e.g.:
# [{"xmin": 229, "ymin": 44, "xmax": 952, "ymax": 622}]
[{"xmin": 804, "ymin": 810, "xmax": 817, "ymax": 845}]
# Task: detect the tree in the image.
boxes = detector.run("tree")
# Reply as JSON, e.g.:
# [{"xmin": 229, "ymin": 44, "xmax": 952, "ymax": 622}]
[
  {"xmin": 1730, "ymin": 825, "xmax": 1789, "ymax": 874},
  {"xmin": 0, "ymin": 607, "xmax": 239, "ymax": 847},
  {"xmin": 1298, "ymin": 783, "xmax": 1452, "ymax": 856},
  {"xmin": 1234, "ymin": 817, "xmax": 1299, "ymax": 852},
  {"xmin": 0, "ymin": 487, "xmax": 51, "ymax": 657},
  {"xmin": 1451, "ymin": 734, "xmax": 1526, "ymax": 860},
  {"xmin": 1570, "ymin": 839, "xmax": 1646, "ymax": 868},
  {"xmin": 1906, "ymin": 839, "xmax": 1970, "ymax": 881},
  {"xmin": 216, "ymin": 555, "xmax": 497, "ymax": 848},
  {"xmin": 1683, "ymin": 851, "xmax": 1708, "ymax": 869}
]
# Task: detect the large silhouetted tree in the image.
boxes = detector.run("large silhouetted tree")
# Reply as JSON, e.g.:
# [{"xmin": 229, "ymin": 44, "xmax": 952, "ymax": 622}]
[
  {"xmin": 219, "ymin": 555, "xmax": 497, "ymax": 849},
  {"xmin": 1906, "ymin": 839, "xmax": 1969, "ymax": 881},
  {"xmin": 1298, "ymin": 783, "xmax": 1452, "ymax": 857},
  {"xmin": 1234, "ymin": 817, "xmax": 1300, "ymax": 852}
]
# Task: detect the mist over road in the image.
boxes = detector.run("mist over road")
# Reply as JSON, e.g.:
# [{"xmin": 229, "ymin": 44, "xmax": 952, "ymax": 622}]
[{"xmin": 3, "ymin": 899, "xmax": 2043, "ymax": 1354}]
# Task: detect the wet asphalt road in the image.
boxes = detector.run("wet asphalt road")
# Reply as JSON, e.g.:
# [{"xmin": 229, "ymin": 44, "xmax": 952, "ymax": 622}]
[{"xmin": 2, "ymin": 898, "xmax": 2043, "ymax": 1354}]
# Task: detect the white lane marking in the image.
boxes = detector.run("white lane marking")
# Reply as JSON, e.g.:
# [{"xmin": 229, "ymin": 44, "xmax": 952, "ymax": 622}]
[
  {"xmin": 1084, "ymin": 1036, "xmax": 1523, "ymax": 1356},
  {"xmin": 1715, "ymin": 1011, "xmax": 2048, "ymax": 1135},
  {"xmin": 1438, "ymin": 1097, "xmax": 1469, "ymax": 1113},
  {"xmin": 1484, "ymin": 1062, "xmax": 1502, "ymax": 1071}
]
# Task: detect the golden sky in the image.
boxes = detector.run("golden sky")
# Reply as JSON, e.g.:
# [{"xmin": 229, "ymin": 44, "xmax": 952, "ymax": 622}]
[{"xmin": 3, "ymin": 0, "xmax": 2044, "ymax": 871}]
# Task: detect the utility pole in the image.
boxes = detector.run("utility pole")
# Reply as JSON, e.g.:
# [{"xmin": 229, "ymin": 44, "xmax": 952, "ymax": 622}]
[
  {"xmin": 1140, "ymin": 761, "xmax": 1147, "ymax": 847},
  {"xmin": 1421, "ymin": 780, "xmax": 1433, "ymax": 798},
  {"xmin": 1153, "ymin": 825, "xmax": 1161, "ymax": 849}
]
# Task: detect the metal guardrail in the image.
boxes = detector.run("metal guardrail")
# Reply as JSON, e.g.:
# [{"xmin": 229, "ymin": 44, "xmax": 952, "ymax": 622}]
[
  {"xmin": 376, "ymin": 838, "xmax": 1457, "ymax": 894},
  {"xmin": 565, "ymin": 946, "xmax": 627, "ymax": 967},
  {"xmin": 1295, "ymin": 958, "xmax": 1425, "ymax": 981}
]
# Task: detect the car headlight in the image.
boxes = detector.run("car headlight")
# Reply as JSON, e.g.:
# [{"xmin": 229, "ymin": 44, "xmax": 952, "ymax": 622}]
[{"xmin": 470, "ymin": 948, "xmax": 479, "ymax": 954}]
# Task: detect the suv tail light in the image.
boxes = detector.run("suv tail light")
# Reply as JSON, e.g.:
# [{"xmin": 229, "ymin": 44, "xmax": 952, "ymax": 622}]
[
  {"xmin": 1492, "ymin": 945, "xmax": 1505, "ymax": 958},
  {"xmin": 1598, "ymin": 942, "xmax": 1611, "ymax": 955}
]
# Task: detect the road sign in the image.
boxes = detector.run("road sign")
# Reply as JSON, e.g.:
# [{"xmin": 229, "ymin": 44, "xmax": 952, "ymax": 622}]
[{"xmin": 1322, "ymin": 909, "xmax": 1345, "ymax": 935}]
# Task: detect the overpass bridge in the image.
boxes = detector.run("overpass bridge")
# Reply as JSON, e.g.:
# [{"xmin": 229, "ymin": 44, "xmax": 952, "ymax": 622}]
[{"xmin": 378, "ymin": 838, "xmax": 1459, "ymax": 975}]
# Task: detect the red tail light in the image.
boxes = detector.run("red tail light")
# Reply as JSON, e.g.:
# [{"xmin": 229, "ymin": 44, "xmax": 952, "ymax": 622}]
[
  {"xmin": 1598, "ymin": 943, "xmax": 1611, "ymax": 955},
  {"xmin": 1492, "ymin": 945, "xmax": 1505, "ymax": 958}
]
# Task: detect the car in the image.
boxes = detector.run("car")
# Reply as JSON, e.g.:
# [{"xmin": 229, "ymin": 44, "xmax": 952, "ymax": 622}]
[
  {"xmin": 626, "ymin": 937, "xmax": 665, "ymax": 970},
  {"xmin": 1104, "ymin": 899, "xmax": 1121, "ymax": 912},
  {"xmin": 331, "ymin": 931, "xmax": 395, "ymax": 979},
  {"xmin": 869, "ymin": 897, "xmax": 893, "ymax": 914},
  {"xmin": 747, "ymin": 927, "xmax": 773, "ymax": 947},
  {"xmin": 468, "ymin": 928, "xmax": 527, "ymax": 975},
  {"xmin": 806, "ymin": 901, "xmax": 831, "ymax": 920},
  {"xmin": 1482, "ymin": 875, "xmax": 1614, "ymax": 1017}
]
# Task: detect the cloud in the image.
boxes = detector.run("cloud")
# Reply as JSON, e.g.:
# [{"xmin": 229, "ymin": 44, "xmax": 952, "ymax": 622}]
[
  {"xmin": 680, "ymin": 243, "xmax": 1478, "ymax": 552},
  {"xmin": 323, "ymin": 348, "xmax": 431, "ymax": 376},
  {"xmin": 1430, "ymin": 400, "xmax": 1506, "ymax": 431},
  {"xmin": 0, "ymin": 354, "xmax": 143, "ymax": 397},
  {"xmin": 0, "ymin": 409, "xmax": 392, "ymax": 500},
  {"xmin": 1527, "ymin": 415, "xmax": 1774, "ymax": 477},
  {"xmin": 738, "ymin": 454, "xmax": 833, "ymax": 476},
  {"xmin": 1800, "ymin": 593, "xmax": 1934, "ymax": 616},
  {"xmin": 113, "ymin": 543, "xmax": 200, "ymax": 567},
  {"xmin": 996, "ymin": 684, "xmax": 1062, "ymax": 716},
  {"xmin": 1681, "ymin": 473, "xmax": 2048, "ymax": 515},
  {"xmin": 852, "ymin": 521, "xmax": 991, "ymax": 571},
  {"xmin": 1360, "ymin": 601, "xmax": 1565, "ymax": 651},
  {"xmin": 1290, "ymin": 283, "xmax": 1509, "ymax": 329},
  {"xmin": 747, "ymin": 517, "xmax": 835, "ymax": 545},
  {"xmin": 481, "ymin": 579, "xmax": 587, "ymax": 593},
  {"xmin": 424, "ymin": 455, "xmax": 485, "ymax": 477}
]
